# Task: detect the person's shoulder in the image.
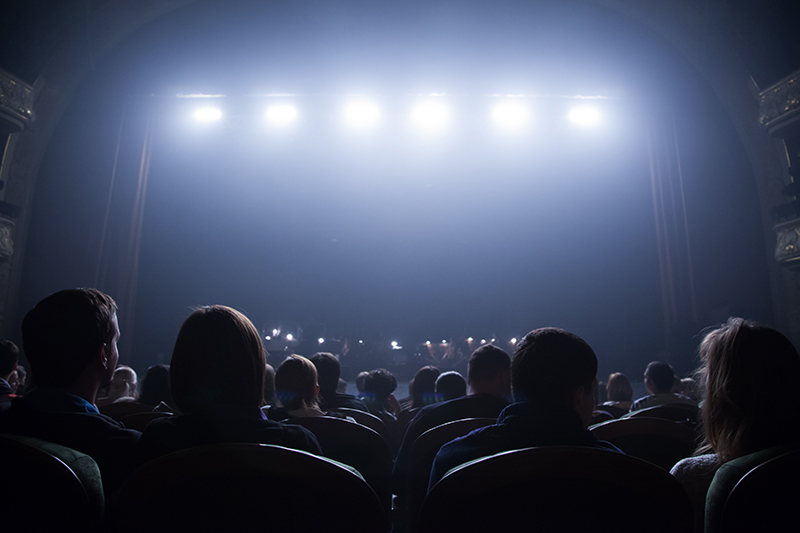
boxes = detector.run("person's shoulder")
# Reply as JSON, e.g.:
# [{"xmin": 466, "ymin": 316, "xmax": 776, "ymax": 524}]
[{"xmin": 670, "ymin": 453, "xmax": 719, "ymax": 477}]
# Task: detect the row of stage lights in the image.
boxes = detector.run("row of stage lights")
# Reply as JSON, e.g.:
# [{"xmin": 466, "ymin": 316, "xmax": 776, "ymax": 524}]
[
  {"xmin": 192, "ymin": 100, "xmax": 602, "ymax": 132},
  {"xmin": 265, "ymin": 330, "xmax": 519, "ymax": 348}
]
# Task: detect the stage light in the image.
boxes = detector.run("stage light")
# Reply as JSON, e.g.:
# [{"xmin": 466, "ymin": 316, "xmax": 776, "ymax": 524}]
[
  {"xmin": 194, "ymin": 107, "xmax": 222, "ymax": 122},
  {"xmin": 491, "ymin": 338, "xmax": 496, "ymax": 343},
  {"xmin": 265, "ymin": 336, "xmax": 272, "ymax": 341},
  {"xmin": 286, "ymin": 333, "xmax": 294, "ymax": 341},
  {"xmin": 410, "ymin": 100, "xmax": 450, "ymax": 132},
  {"xmin": 491, "ymin": 101, "xmax": 528, "ymax": 130},
  {"xmin": 391, "ymin": 341, "xmax": 398, "ymax": 348},
  {"xmin": 265, "ymin": 104, "xmax": 297, "ymax": 126},
  {"xmin": 441, "ymin": 339, "xmax": 447, "ymax": 344},
  {"xmin": 467, "ymin": 337, "xmax": 474, "ymax": 342},
  {"xmin": 510, "ymin": 338, "xmax": 517, "ymax": 344},
  {"xmin": 318, "ymin": 337, "xmax": 325, "ymax": 344},
  {"xmin": 359, "ymin": 340, "xmax": 364, "ymax": 344},
  {"xmin": 272, "ymin": 329, "xmax": 279, "ymax": 336},
  {"xmin": 568, "ymin": 106, "xmax": 601, "ymax": 127},
  {"xmin": 480, "ymin": 339, "xmax": 487, "ymax": 344},
  {"xmin": 425, "ymin": 341, "xmax": 431, "ymax": 345},
  {"xmin": 343, "ymin": 101, "xmax": 381, "ymax": 129}
]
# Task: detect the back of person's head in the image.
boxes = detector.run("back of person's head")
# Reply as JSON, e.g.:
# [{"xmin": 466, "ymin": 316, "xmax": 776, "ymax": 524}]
[
  {"xmin": 263, "ymin": 364, "xmax": 277, "ymax": 406},
  {"xmin": 22, "ymin": 288, "xmax": 117, "ymax": 389},
  {"xmin": 363, "ymin": 368, "xmax": 397, "ymax": 403},
  {"xmin": 275, "ymin": 355, "xmax": 319, "ymax": 411},
  {"xmin": 0, "ymin": 339, "xmax": 19, "ymax": 379},
  {"xmin": 698, "ymin": 317, "xmax": 800, "ymax": 462},
  {"xmin": 435, "ymin": 371, "xmax": 467, "ymax": 401},
  {"xmin": 170, "ymin": 305, "xmax": 265, "ymax": 414},
  {"xmin": 468, "ymin": 345, "xmax": 511, "ymax": 385},
  {"xmin": 356, "ymin": 371, "xmax": 370, "ymax": 394},
  {"xmin": 337, "ymin": 378, "xmax": 348, "ymax": 394},
  {"xmin": 411, "ymin": 365, "xmax": 440, "ymax": 408},
  {"xmin": 644, "ymin": 361, "xmax": 675, "ymax": 393},
  {"xmin": 108, "ymin": 365, "xmax": 138, "ymax": 400},
  {"xmin": 511, "ymin": 327, "xmax": 597, "ymax": 406},
  {"xmin": 139, "ymin": 364, "xmax": 172, "ymax": 407},
  {"xmin": 606, "ymin": 372, "xmax": 633, "ymax": 402},
  {"xmin": 310, "ymin": 352, "xmax": 340, "ymax": 396},
  {"xmin": 679, "ymin": 377, "xmax": 697, "ymax": 400}
]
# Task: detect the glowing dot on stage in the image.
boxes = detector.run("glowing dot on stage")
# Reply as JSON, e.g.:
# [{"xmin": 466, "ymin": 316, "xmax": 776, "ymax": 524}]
[
  {"xmin": 425, "ymin": 341, "xmax": 431, "ymax": 345},
  {"xmin": 467, "ymin": 337, "xmax": 474, "ymax": 342},
  {"xmin": 481, "ymin": 339, "xmax": 487, "ymax": 344},
  {"xmin": 265, "ymin": 336, "xmax": 271, "ymax": 341},
  {"xmin": 491, "ymin": 101, "xmax": 528, "ymax": 130},
  {"xmin": 568, "ymin": 106, "xmax": 601, "ymax": 127},
  {"xmin": 491, "ymin": 338, "xmax": 496, "ymax": 343},
  {"xmin": 510, "ymin": 338, "xmax": 517, "ymax": 344},
  {"xmin": 343, "ymin": 101, "xmax": 381, "ymax": 128},
  {"xmin": 441, "ymin": 339, "xmax": 447, "ymax": 344},
  {"xmin": 286, "ymin": 334, "xmax": 294, "ymax": 341},
  {"xmin": 265, "ymin": 104, "xmax": 298, "ymax": 126},
  {"xmin": 193, "ymin": 107, "xmax": 222, "ymax": 122},
  {"xmin": 359, "ymin": 339, "xmax": 364, "ymax": 344},
  {"xmin": 391, "ymin": 341, "xmax": 398, "ymax": 348},
  {"xmin": 318, "ymin": 338, "xmax": 325, "ymax": 344},
  {"xmin": 410, "ymin": 101, "xmax": 450, "ymax": 132},
  {"xmin": 272, "ymin": 329, "xmax": 279, "ymax": 336}
]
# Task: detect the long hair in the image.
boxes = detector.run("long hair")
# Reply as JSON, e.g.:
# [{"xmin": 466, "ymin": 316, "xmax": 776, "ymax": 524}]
[
  {"xmin": 275, "ymin": 355, "xmax": 319, "ymax": 411},
  {"xmin": 697, "ymin": 317, "xmax": 800, "ymax": 462}
]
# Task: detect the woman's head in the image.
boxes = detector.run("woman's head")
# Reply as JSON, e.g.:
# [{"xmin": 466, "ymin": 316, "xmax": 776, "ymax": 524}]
[
  {"xmin": 411, "ymin": 365, "xmax": 440, "ymax": 408},
  {"xmin": 274, "ymin": 355, "xmax": 319, "ymax": 411},
  {"xmin": 170, "ymin": 306, "xmax": 265, "ymax": 414},
  {"xmin": 606, "ymin": 372, "xmax": 633, "ymax": 402},
  {"xmin": 698, "ymin": 317, "xmax": 800, "ymax": 462}
]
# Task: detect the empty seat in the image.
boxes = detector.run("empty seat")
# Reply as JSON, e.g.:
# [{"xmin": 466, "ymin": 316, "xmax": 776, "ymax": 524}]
[{"xmin": 419, "ymin": 446, "xmax": 693, "ymax": 533}]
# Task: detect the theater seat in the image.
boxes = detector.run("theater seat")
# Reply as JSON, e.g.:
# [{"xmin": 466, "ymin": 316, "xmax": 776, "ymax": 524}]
[
  {"xmin": 625, "ymin": 403, "xmax": 699, "ymax": 426},
  {"xmin": 0, "ymin": 433, "xmax": 105, "ymax": 531},
  {"xmin": 405, "ymin": 417, "xmax": 496, "ymax": 532},
  {"xmin": 419, "ymin": 446, "xmax": 693, "ymax": 533},
  {"xmin": 117, "ymin": 411, "xmax": 171, "ymax": 432},
  {"xmin": 329, "ymin": 407, "xmax": 389, "ymax": 439},
  {"xmin": 112, "ymin": 443, "xmax": 388, "ymax": 533},
  {"xmin": 284, "ymin": 415, "xmax": 393, "ymax": 516},
  {"xmin": 590, "ymin": 416, "xmax": 698, "ymax": 470},
  {"xmin": 705, "ymin": 445, "xmax": 799, "ymax": 533}
]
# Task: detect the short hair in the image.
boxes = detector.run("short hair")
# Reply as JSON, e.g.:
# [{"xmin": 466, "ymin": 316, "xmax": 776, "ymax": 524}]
[
  {"xmin": 275, "ymin": 355, "xmax": 319, "ymax": 411},
  {"xmin": 644, "ymin": 361, "xmax": 675, "ymax": 393},
  {"xmin": 22, "ymin": 288, "xmax": 117, "ymax": 388},
  {"xmin": 698, "ymin": 317, "xmax": 800, "ymax": 462},
  {"xmin": 139, "ymin": 364, "xmax": 172, "ymax": 407},
  {"xmin": 363, "ymin": 368, "xmax": 397, "ymax": 403},
  {"xmin": 435, "ymin": 371, "xmax": 467, "ymax": 401},
  {"xmin": 0, "ymin": 340, "xmax": 19, "ymax": 377},
  {"xmin": 511, "ymin": 327, "xmax": 597, "ymax": 405},
  {"xmin": 170, "ymin": 306, "xmax": 265, "ymax": 414},
  {"xmin": 310, "ymin": 352, "xmax": 341, "ymax": 395},
  {"xmin": 606, "ymin": 372, "xmax": 633, "ymax": 402},
  {"xmin": 411, "ymin": 365, "xmax": 440, "ymax": 408},
  {"xmin": 468, "ymin": 345, "xmax": 511, "ymax": 384},
  {"xmin": 356, "ymin": 371, "xmax": 370, "ymax": 393}
]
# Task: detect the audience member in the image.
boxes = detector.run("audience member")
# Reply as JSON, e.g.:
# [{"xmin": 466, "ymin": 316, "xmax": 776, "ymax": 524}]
[
  {"xmin": 630, "ymin": 361, "xmax": 695, "ymax": 411},
  {"xmin": 0, "ymin": 288, "xmax": 140, "ymax": 496},
  {"xmin": 0, "ymin": 340, "xmax": 19, "ymax": 412},
  {"xmin": 679, "ymin": 377, "xmax": 698, "ymax": 402},
  {"xmin": 310, "ymin": 352, "xmax": 369, "ymax": 412},
  {"xmin": 337, "ymin": 378, "xmax": 348, "ymax": 394},
  {"xmin": 362, "ymin": 368, "xmax": 399, "ymax": 427},
  {"xmin": 393, "ymin": 345, "xmax": 511, "ymax": 494},
  {"xmin": 602, "ymin": 372, "xmax": 633, "ymax": 412},
  {"xmin": 138, "ymin": 306, "xmax": 321, "ymax": 464},
  {"xmin": 429, "ymin": 327, "xmax": 620, "ymax": 489},
  {"xmin": 138, "ymin": 364, "xmax": 176, "ymax": 412},
  {"xmin": 356, "ymin": 371, "xmax": 369, "ymax": 394},
  {"xmin": 671, "ymin": 318, "xmax": 800, "ymax": 531},
  {"xmin": 274, "ymin": 355, "xmax": 326, "ymax": 418},
  {"xmin": 97, "ymin": 365, "xmax": 138, "ymax": 406},
  {"xmin": 13, "ymin": 364, "xmax": 27, "ymax": 396},
  {"xmin": 263, "ymin": 363, "xmax": 277, "ymax": 408},
  {"xmin": 435, "ymin": 371, "xmax": 467, "ymax": 402},
  {"xmin": 408, "ymin": 366, "xmax": 440, "ymax": 410}
]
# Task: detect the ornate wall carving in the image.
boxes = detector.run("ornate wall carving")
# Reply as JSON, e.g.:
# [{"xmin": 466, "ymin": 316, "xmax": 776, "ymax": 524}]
[
  {"xmin": 0, "ymin": 217, "xmax": 15, "ymax": 260},
  {"xmin": 0, "ymin": 69, "xmax": 35, "ymax": 132},
  {"xmin": 759, "ymin": 71, "xmax": 800, "ymax": 135}
]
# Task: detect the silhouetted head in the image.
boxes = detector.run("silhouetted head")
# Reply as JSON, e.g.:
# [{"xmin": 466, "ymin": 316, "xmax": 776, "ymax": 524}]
[
  {"xmin": 606, "ymin": 372, "xmax": 633, "ymax": 402},
  {"xmin": 364, "ymin": 368, "xmax": 397, "ymax": 403},
  {"xmin": 310, "ymin": 352, "xmax": 340, "ymax": 397},
  {"xmin": 644, "ymin": 361, "xmax": 674, "ymax": 394},
  {"xmin": 275, "ymin": 355, "xmax": 319, "ymax": 411},
  {"xmin": 467, "ymin": 344, "xmax": 511, "ymax": 397},
  {"xmin": 435, "ymin": 371, "xmax": 467, "ymax": 401},
  {"xmin": 411, "ymin": 365, "xmax": 440, "ymax": 408},
  {"xmin": 139, "ymin": 364, "xmax": 173, "ymax": 407}
]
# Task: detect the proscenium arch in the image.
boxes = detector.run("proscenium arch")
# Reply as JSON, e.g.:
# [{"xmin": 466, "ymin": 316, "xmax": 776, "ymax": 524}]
[{"xmin": 3, "ymin": 0, "xmax": 796, "ymax": 345}]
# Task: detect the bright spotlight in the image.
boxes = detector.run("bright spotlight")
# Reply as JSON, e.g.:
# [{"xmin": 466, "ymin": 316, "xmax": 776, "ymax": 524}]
[
  {"xmin": 410, "ymin": 101, "xmax": 450, "ymax": 132},
  {"xmin": 359, "ymin": 339, "xmax": 364, "ymax": 344},
  {"xmin": 286, "ymin": 333, "xmax": 294, "ymax": 341},
  {"xmin": 391, "ymin": 341, "xmax": 398, "ymax": 348},
  {"xmin": 491, "ymin": 338, "xmax": 496, "ymax": 343},
  {"xmin": 568, "ymin": 106, "xmax": 601, "ymax": 127},
  {"xmin": 425, "ymin": 341, "xmax": 431, "ymax": 346},
  {"xmin": 510, "ymin": 338, "xmax": 517, "ymax": 344},
  {"xmin": 265, "ymin": 336, "xmax": 271, "ymax": 341},
  {"xmin": 467, "ymin": 337, "xmax": 474, "ymax": 342},
  {"xmin": 480, "ymin": 339, "xmax": 487, "ymax": 344},
  {"xmin": 272, "ymin": 329, "xmax": 279, "ymax": 336},
  {"xmin": 343, "ymin": 101, "xmax": 381, "ymax": 129},
  {"xmin": 194, "ymin": 107, "xmax": 222, "ymax": 122},
  {"xmin": 491, "ymin": 101, "xmax": 528, "ymax": 130},
  {"xmin": 441, "ymin": 339, "xmax": 448, "ymax": 344},
  {"xmin": 318, "ymin": 337, "xmax": 325, "ymax": 344},
  {"xmin": 266, "ymin": 104, "xmax": 297, "ymax": 126}
]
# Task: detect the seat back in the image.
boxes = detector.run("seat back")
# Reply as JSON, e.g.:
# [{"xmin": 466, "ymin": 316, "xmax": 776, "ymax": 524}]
[
  {"xmin": 406, "ymin": 417, "xmax": 496, "ymax": 531},
  {"xmin": 0, "ymin": 433, "xmax": 104, "ymax": 531},
  {"xmin": 99, "ymin": 401, "xmax": 154, "ymax": 420},
  {"xmin": 705, "ymin": 445, "xmax": 799, "ymax": 533},
  {"xmin": 626, "ymin": 403, "xmax": 699, "ymax": 426},
  {"xmin": 284, "ymin": 416, "xmax": 393, "ymax": 515},
  {"xmin": 329, "ymin": 407, "xmax": 388, "ymax": 438},
  {"xmin": 419, "ymin": 446, "xmax": 693, "ymax": 533},
  {"xmin": 117, "ymin": 411, "xmax": 171, "ymax": 432},
  {"xmin": 113, "ymin": 443, "xmax": 388, "ymax": 533},
  {"xmin": 590, "ymin": 416, "xmax": 698, "ymax": 470}
]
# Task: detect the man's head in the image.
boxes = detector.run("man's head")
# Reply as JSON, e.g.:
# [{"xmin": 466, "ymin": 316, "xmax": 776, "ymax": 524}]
[
  {"xmin": 22, "ymin": 288, "xmax": 119, "ymax": 390},
  {"xmin": 435, "ymin": 371, "xmax": 467, "ymax": 401},
  {"xmin": 467, "ymin": 344, "xmax": 511, "ymax": 397},
  {"xmin": 363, "ymin": 368, "xmax": 397, "ymax": 404},
  {"xmin": 511, "ymin": 327, "xmax": 597, "ymax": 425},
  {"xmin": 644, "ymin": 361, "xmax": 675, "ymax": 394},
  {"xmin": 0, "ymin": 340, "xmax": 19, "ymax": 382},
  {"xmin": 310, "ymin": 352, "xmax": 341, "ymax": 396}
]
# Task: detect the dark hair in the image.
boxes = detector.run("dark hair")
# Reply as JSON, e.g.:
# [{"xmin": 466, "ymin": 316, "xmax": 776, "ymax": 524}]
[
  {"xmin": 606, "ymin": 372, "xmax": 633, "ymax": 402},
  {"xmin": 468, "ymin": 345, "xmax": 511, "ymax": 384},
  {"xmin": 511, "ymin": 327, "xmax": 597, "ymax": 405},
  {"xmin": 363, "ymin": 368, "xmax": 397, "ymax": 403},
  {"xmin": 22, "ymin": 288, "xmax": 117, "ymax": 388},
  {"xmin": 263, "ymin": 364, "xmax": 277, "ymax": 406},
  {"xmin": 697, "ymin": 317, "xmax": 800, "ymax": 462},
  {"xmin": 0, "ymin": 340, "xmax": 19, "ymax": 377},
  {"xmin": 170, "ymin": 306, "xmax": 265, "ymax": 413},
  {"xmin": 436, "ymin": 371, "xmax": 467, "ymax": 401},
  {"xmin": 411, "ymin": 365, "xmax": 440, "ymax": 408},
  {"xmin": 644, "ymin": 361, "xmax": 675, "ymax": 393},
  {"xmin": 275, "ymin": 355, "xmax": 319, "ymax": 411},
  {"xmin": 310, "ymin": 352, "xmax": 340, "ymax": 396},
  {"xmin": 139, "ymin": 364, "xmax": 173, "ymax": 408}
]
